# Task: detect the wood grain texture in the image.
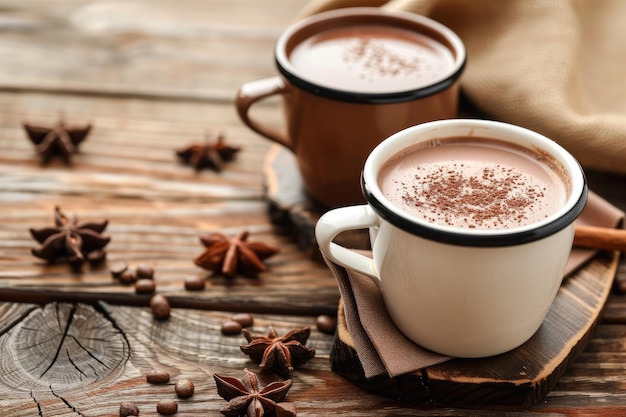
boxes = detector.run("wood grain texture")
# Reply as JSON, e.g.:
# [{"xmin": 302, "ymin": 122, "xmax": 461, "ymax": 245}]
[
  {"xmin": 0, "ymin": 92, "xmax": 339, "ymax": 316},
  {"xmin": 0, "ymin": 0, "xmax": 625, "ymax": 415},
  {"xmin": 0, "ymin": 0, "xmax": 308, "ymax": 101},
  {"xmin": 1, "ymin": 301, "xmax": 626, "ymax": 417},
  {"xmin": 264, "ymin": 144, "xmax": 371, "ymax": 260},
  {"xmin": 331, "ymin": 251, "xmax": 620, "ymax": 409},
  {"xmin": 0, "ymin": 199, "xmax": 340, "ymax": 315},
  {"xmin": 0, "ymin": 301, "xmax": 337, "ymax": 417}
]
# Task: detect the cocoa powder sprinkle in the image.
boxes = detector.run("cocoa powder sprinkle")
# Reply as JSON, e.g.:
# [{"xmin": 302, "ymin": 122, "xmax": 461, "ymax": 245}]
[
  {"xmin": 343, "ymin": 37, "xmax": 421, "ymax": 81},
  {"xmin": 397, "ymin": 164, "xmax": 547, "ymax": 229}
]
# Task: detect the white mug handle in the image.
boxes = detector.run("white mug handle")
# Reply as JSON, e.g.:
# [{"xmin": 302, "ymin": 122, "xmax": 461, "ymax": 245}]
[{"xmin": 315, "ymin": 205, "xmax": 382, "ymax": 289}]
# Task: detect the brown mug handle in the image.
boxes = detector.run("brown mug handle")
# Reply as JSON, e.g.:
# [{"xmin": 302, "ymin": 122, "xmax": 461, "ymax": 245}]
[{"xmin": 235, "ymin": 76, "xmax": 292, "ymax": 150}]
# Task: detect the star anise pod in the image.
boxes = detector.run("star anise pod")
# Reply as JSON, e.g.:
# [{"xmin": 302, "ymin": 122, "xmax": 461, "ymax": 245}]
[
  {"xmin": 214, "ymin": 368, "xmax": 296, "ymax": 417},
  {"xmin": 176, "ymin": 132, "xmax": 240, "ymax": 172},
  {"xmin": 30, "ymin": 206, "xmax": 110, "ymax": 269},
  {"xmin": 240, "ymin": 326, "xmax": 315, "ymax": 377},
  {"xmin": 194, "ymin": 230, "xmax": 279, "ymax": 278},
  {"xmin": 23, "ymin": 117, "xmax": 92, "ymax": 164}
]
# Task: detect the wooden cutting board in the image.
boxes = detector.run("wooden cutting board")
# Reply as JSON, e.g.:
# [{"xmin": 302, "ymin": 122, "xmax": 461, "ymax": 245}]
[
  {"xmin": 330, "ymin": 250, "xmax": 620, "ymax": 410},
  {"xmin": 264, "ymin": 144, "xmax": 371, "ymax": 259},
  {"xmin": 264, "ymin": 143, "xmax": 621, "ymax": 408}
]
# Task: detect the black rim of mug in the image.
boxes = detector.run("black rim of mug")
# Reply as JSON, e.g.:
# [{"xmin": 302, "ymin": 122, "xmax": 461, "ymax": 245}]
[
  {"xmin": 361, "ymin": 174, "xmax": 589, "ymax": 247},
  {"xmin": 276, "ymin": 57, "xmax": 466, "ymax": 104}
]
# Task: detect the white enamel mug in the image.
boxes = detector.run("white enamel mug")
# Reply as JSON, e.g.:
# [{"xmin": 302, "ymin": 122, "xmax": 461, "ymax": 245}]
[{"xmin": 315, "ymin": 119, "xmax": 588, "ymax": 357}]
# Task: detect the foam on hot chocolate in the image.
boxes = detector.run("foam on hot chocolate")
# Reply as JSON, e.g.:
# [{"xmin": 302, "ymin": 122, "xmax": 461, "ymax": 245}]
[
  {"xmin": 289, "ymin": 25, "xmax": 455, "ymax": 93},
  {"xmin": 378, "ymin": 138, "xmax": 570, "ymax": 230}
]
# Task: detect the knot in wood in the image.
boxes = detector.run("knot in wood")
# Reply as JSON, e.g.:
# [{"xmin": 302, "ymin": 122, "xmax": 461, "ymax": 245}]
[{"xmin": 1, "ymin": 303, "xmax": 129, "ymax": 389}]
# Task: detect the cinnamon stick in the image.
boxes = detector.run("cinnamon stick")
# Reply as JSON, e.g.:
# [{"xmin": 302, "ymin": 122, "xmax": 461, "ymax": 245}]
[{"xmin": 574, "ymin": 225, "xmax": 626, "ymax": 252}]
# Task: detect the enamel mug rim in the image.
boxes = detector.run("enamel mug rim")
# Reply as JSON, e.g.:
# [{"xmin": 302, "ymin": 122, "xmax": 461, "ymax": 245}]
[
  {"xmin": 274, "ymin": 7, "xmax": 467, "ymax": 104},
  {"xmin": 361, "ymin": 119, "xmax": 588, "ymax": 246}
]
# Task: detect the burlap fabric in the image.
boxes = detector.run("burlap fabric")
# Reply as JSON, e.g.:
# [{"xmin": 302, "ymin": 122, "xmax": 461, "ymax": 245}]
[{"xmin": 297, "ymin": 0, "xmax": 626, "ymax": 174}]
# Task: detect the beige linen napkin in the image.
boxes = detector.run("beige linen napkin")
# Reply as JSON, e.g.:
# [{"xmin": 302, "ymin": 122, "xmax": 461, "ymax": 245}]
[
  {"xmin": 324, "ymin": 191, "xmax": 624, "ymax": 379},
  {"xmin": 296, "ymin": 0, "xmax": 626, "ymax": 175}
]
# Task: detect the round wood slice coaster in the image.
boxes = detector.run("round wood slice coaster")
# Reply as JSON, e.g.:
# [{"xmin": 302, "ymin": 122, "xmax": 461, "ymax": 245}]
[
  {"xmin": 330, "ymin": 251, "xmax": 620, "ymax": 409},
  {"xmin": 263, "ymin": 144, "xmax": 370, "ymax": 261}
]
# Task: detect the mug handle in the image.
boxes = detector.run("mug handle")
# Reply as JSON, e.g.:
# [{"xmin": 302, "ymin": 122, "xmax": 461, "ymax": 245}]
[
  {"xmin": 315, "ymin": 205, "xmax": 382, "ymax": 290},
  {"xmin": 235, "ymin": 76, "xmax": 292, "ymax": 151}
]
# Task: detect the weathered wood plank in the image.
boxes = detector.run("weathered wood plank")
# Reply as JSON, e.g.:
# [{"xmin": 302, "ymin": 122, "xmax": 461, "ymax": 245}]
[
  {"xmin": 0, "ymin": 301, "xmax": 337, "ymax": 416},
  {"xmin": 0, "ymin": 91, "xmax": 280, "ymax": 201},
  {"xmin": 0, "ymin": 197, "xmax": 339, "ymax": 315},
  {"xmin": 0, "ymin": 91, "xmax": 339, "ymax": 315},
  {"xmin": 0, "ymin": 0, "xmax": 308, "ymax": 101},
  {"xmin": 0, "ymin": 0, "xmax": 625, "ymax": 415},
  {"xmin": 1, "ymin": 301, "xmax": 625, "ymax": 416},
  {"xmin": 331, "ymin": 251, "xmax": 620, "ymax": 409}
]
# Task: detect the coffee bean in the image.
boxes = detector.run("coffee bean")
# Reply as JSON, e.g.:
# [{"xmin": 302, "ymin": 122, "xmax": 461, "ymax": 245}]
[
  {"xmin": 146, "ymin": 369, "xmax": 170, "ymax": 384},
  {"xmin": 184, "ymin": 275, "xmax": 205, "ymax": 291},
  {"xmin": 150, "ymin": 294, "xmax": 171, "ymax": 320},
  {"xmin": 231, "ymin": 312, "xmax": 254, "ymax": 327},
  {"xmin": 221, "ymin": 320, "xmax": 243, "ymax": 335},
  {"xmin": 156, "ymin": 400, "xmax": 178, "ymax": 415},
  {"xmin": 110, "ymin": 261, "xmax": 128, "ymax": 278},
  {"xmin": 135, "ymin": 278, "xmax": 156, "ymax": 294},
  {"xmin": 119, "ymin": 401, "xmax": 139, "ymax": 417},
  {"xmin": 119, "ymin": 269, "xmax": 137, "ymax": 285},
  {"xmin": 316, "ymin": 314, "xmax": 337, "ymax": 335},
  {"xmin": 175, "ymin": 379, "xmax": 194, "ymax": 398},
  {"xmin": 87, "ymin": 249, "xmax": 107, "ymax": 265},
  {"xmin": 136, "ymin": 264, "xmax": 154, "ymax": 279}
]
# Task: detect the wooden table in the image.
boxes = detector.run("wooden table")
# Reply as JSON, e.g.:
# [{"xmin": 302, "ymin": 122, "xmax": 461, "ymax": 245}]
[{"xmin": 0, "ymin": 1, "xmax": 625, "ymax": 415}]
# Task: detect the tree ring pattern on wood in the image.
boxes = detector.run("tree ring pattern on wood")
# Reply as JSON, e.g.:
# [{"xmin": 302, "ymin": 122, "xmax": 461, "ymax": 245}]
[{"xmin": 0, "ymin": 302, "xmax": 129, "ymax": 389}]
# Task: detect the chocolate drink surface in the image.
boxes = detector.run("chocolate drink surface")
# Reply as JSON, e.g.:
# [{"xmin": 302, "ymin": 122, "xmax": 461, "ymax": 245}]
[
  {"xmin": 378, "ymin": 137, "xmax": 571, "ymax": 230},
  {"xmin": 288, "ymin": 24, "xmax": 455, "ymax": 93}
]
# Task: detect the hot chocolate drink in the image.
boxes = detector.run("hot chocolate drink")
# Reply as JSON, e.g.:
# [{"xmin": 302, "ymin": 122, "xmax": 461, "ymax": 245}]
[
  {"xmin": 289, "ymin": 24, "xmax": 456, "ymax": 93},
  {"xmin": 318, "ymin": 119, "xmax": 587, "ymax": 358},
  {"xmin": 378, "ymin": 137, "xmax": 571, "ymax": 230},
  {"xmin": 238, "ymin": 8, "xmax": 466, "ymax": 207}
]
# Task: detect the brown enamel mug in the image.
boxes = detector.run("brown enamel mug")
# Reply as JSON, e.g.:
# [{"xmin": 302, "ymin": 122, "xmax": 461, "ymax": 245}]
[{"xmin": 235, "ymin": 7, "xmax": 466, "ymax": 207}]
